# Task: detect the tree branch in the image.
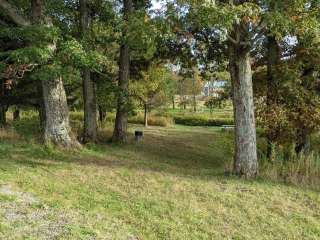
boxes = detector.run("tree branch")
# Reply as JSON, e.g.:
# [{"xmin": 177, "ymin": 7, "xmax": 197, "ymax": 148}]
[
  {"xmin": 0, "ymin": 0, "xmax": 31, "ymax": 26},
  {"xmin": 227, "ymin": 35, "xmax": 238, "ymax": 45}
]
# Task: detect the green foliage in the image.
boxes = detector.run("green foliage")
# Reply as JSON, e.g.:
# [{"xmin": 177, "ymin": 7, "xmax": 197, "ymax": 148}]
[
  {"xmin": 254, "ymin": 30, "xmax": 320, "ymax": 149},
  {"xmin": 2, "ymin": 47, "xmax": 54, "ymax": 64},
  {"xmin": 31, "ymin": 64, "xmax": 81, "ymax": 83},
  {"xmin": 0, "ymin": 25, "xmax": 60, "ymax": 44},
  {"xmin": 131, "ymin": 63, "xmax": 176, "ymax": 109},
  {"xmin": 204, "ymin": 87, "xmax": 230, "ymax": 111},
  {"xmin": 96, "ymin": 79, "xmax": 118, "ymax": 112},
  {"xmin": 0, "ymin": 25, "xmax": 59, "ymax": 64},
  {"xmin": 205, "ymin": 96, "xmax": 226, "ymax": 110},
  {"xmin": 128, "ymin": 12, "xmax": 158, "ymax": 60},
  {"xmin": 57, "ymin": 39, "xmax": 110, "ymax": 71},
  {"xmin": 0, "ymin": 61, "xmax": 6, "ymax": 74}
]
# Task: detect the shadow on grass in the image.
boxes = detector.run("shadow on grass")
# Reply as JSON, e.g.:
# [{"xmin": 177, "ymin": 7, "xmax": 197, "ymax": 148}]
[
  {"xmin": 1, "ymin": 122, "xmax": 319, "ymax": 193},
  {"xmin": 0, "ymin": 119, "xmax": 235, "ymax": 181}
]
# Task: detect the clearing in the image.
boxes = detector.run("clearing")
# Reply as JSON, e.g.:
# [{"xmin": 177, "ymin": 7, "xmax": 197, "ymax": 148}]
[{"xmin": 0, "ymin": 122, "xmax": 319, "ymax": 239}]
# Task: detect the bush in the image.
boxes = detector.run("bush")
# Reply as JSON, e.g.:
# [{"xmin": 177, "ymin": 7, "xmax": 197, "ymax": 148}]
[
  {"xmin": 173, "ymin": 115, "xmax": 233, "ymax": 127},
  {"xmin": 259, "ymin": 149, "xmax": 320, "ymax": 191},
  {"xmin": 69, "ymin": 110, "xmax": 233, "ymax": 127},
  {"xmin": 129, "ymin": 114, "xmax": 174, "ymax": 127},
  {"xmin": 70, "ymin": 111, "xmax": 84, "ymax": 121}
]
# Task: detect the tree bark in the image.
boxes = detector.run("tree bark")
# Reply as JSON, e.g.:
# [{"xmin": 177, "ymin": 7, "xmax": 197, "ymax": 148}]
[
  {"xmin": 82, "ymin": 70, "xmax": 97, "ymax": 142},
  {"xmin": 80, "ymin": 0, "xmax": 97, "ymax": 143},
  {"xmin": 42, "ymin": 76, "xmax": 79, "ymax": 147},
  {"xmin": 229, "ymin": 26, "xmax": 258, "ymax": 178},
  {"xmin": 144, "ymin": 103, "xmax": 148, "ymax": 127},
  {"xmin": 112, "ymin": 0, "xmax": 133, "ymax": 143}
]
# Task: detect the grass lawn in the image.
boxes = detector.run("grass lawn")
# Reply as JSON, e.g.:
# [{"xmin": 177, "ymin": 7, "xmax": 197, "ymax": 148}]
[{"xmin": 0, "ymin": 119, "xmax": 319, "ymax": 239}]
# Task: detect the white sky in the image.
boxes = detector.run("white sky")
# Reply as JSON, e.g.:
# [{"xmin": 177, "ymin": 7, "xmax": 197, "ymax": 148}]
[{"xmin": 150, "ymin": 0, "xmax": 166, "ymax": 11}]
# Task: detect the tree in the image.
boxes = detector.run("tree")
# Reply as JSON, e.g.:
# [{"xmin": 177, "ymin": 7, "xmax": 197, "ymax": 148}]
[
  {"xmin": 0, "ymin": 0, "xmax": 80, "ymax": 148},
  {"xmin": 228, "ymin": 15, "xmax": 258, "ymax": 178},
  {"xmin": 112, "ymin": 0, "xmax": 133, "ymax": 143},
  {"xmin": 175, "ymin": 0, "xmax": 259, "ymax": 177},
  {"xmin": 131, "ymin": 63, "xmax": 173, "ymax": 127},
  {"xmin": 80, "ymin": 0, "xmax": 97, "ymax": 143},
  {"xmin": 205, "ymin": 86, "xmax": 230, "ymax": 112},
  {"xmin": 169, "ymin": 0, "xmax": 319, "ymax": 177},
  {"xmin": 252, "ymin": 0, "xmax": 320, "ymax": 156}
]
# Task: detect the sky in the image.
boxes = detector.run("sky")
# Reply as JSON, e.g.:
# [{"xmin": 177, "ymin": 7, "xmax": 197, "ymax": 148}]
[{"xmin": 150, "ymin": 0, "xmax": 167, "ymax": 11}]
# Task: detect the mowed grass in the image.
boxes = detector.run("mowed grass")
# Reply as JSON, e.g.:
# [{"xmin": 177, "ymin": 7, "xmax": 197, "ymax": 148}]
[{"xmin": 0, "ymin": 118, "xmax": 319, "ymax": 239}]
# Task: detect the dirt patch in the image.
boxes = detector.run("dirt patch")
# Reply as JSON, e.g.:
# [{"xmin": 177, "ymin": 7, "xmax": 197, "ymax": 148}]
[
  {"xmin": 0, "ymin": 184, "xmax": 39, "ymax": 204},
  {"xmin": 0, "ymin": 184, "xmax": 70, "ymax": 239}
]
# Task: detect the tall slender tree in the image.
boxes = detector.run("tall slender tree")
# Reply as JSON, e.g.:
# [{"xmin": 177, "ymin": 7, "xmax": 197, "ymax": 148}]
[
  {"xmin": 80, "ymin": 0, "xmax": 97, "ymax": 143},
  {"xmin": 112, "ymin": 0, "xmax": 133, "ymax": 143}
]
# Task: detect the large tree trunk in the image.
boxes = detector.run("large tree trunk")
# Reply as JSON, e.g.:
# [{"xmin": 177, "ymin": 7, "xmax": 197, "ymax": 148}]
[
  {"xmin": 42, "ymin": 77, "xmax": 79, "ymax": 147},
  {"xmin": 32, "ymin": 0, "xmax": 80, "ymax": 148},
  {"xmin": 112, "ymin": 0, "xmax": 133, "ymax": 143},
  {"xmin": 266, "ymin": 36, "xmax": 280, "ymax": 158},
  {"xmin": 80, "ymin": 0, "xmax": 97, "ymax": 143},
  {"xmin": 229, "ymin": 28, "xmax": 258, "ymax": 178}
]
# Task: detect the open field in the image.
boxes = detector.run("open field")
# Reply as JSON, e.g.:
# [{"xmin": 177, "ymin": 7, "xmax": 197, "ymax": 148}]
[{"xmin": 0, "ymin": 117, "xmax": 319, "ymax": 239}]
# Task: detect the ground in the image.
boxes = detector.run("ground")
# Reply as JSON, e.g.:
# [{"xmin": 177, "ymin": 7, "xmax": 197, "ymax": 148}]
[{"xmin": 0, "ymin": 120, "xmax": 319, "ymax": 239}]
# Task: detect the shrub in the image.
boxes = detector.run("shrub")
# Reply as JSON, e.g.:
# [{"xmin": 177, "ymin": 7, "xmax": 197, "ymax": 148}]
[
  {"xmin": 259, "ymin": 149, "xmax": 320, "ymax": 191},
  {"xmin": 173, "ymin": 115, "xmax": 233, "ymax": 127},
  {"xmin": 128, "ymin": 114, "xmax": 174, "ymax": 127},
  {"xmin": 70, "ymin": 110, "xmax": 233, "ymax": 127},
  {"xmin": 70, "ymin": 111, "xmax": 84, "ymax": 121}
]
